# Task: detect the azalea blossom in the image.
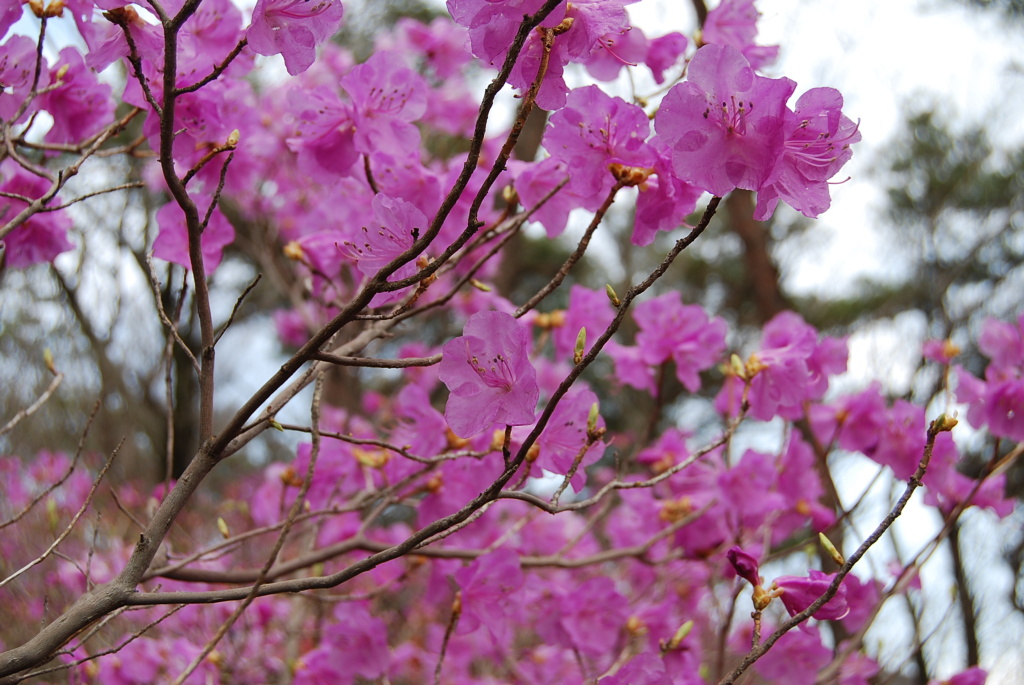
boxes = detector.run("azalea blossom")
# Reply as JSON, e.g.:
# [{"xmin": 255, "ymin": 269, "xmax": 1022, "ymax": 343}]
[
  {"xmin": 656, "ymin": 43, "xmax": 795, "ymax": 197},
  {"xmin": 246, "ymin": 0, "xmax": 345, "ymax": 75},
  {"xmin": 439, "ymin": 311, "xmax": 540, "ymax": 438}
]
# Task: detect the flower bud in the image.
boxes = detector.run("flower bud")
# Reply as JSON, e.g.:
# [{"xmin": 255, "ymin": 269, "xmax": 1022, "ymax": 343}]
[
  {"xmin": 726, "ymin": 546, "xmax": 761, "ymax": 587},
  {"xmin": 279, "ymin": 466, "xmax": 303, "ymax": 488}
]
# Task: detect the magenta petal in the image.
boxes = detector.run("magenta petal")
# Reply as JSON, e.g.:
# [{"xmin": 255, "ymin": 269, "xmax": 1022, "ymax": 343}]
[
  {"xmin": 439, "ymin": 311, "xmax": 540, "ymax": 438},
  {"xmin": 656, "ymin": 44, "xmax": 794, "ymax": 196}
]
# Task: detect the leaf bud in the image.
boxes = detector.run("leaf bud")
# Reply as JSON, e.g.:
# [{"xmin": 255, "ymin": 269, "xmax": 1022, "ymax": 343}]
[
  {"xmin": 469, "ymin": 278, "xmax": 492, "ymax": 292},
  {"xmin": 584, "ymin": 402, "xmax": 599, "ymax": 433},
  {"xmin": 269, "ymin": 418, "xmax": 284, "ymax": 431},
  {"xmin": 43, "ymin": 348, "xmax": 56, "ymax": 375},
  {"xmin": 46, "ymin": 497, "xmax": 59, "ymax": 531},
  {"xmin": 933, "ymin": 413, "xmax": 958, "ymax": 433},
  {"xmin": 729, "ymin": 353, "xmax": 745, "ymax": 379},
  {"xmin": 665, "ymin": 620, "xmax": 693, "ymax": 651},
  {"xmin": 502, "ymin": 185, "xmax": 517, "ymax": 205},
  {"xmin": 573, "ymin": 327, "xmax": 586, "ymax": 364},
  {"xmin": 819, "ymin": 532, "xmax": 844, "ymax": 566},
  {"xmin": 217, "ymin": 516, "xmax": 230, "ymax": 538},
  {"xmin": 55, "ymin": 63, "xmax": 70, "ymax": 81},
  {"xmin": 226, "ymin": 129, "xmax": 240, "ymax": 147},
  {"xmin": 282, "ymin": 241, "xmax": 304, "ymax": 261},
  {"xmin": 605, "ymin": 284, "xmax": 621, "ymax": 308}
]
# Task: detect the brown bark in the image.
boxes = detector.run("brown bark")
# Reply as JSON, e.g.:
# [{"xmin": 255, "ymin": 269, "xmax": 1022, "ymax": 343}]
[{"xmin": 725, "ymin": 190, "xmax": 788, "ymax": 324}]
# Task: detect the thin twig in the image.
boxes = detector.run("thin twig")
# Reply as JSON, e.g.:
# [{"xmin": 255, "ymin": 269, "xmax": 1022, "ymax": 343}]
[
  {"xmin": 434, "ymin": 592, "xmax": 461, "ymax": 685},
  {"xmin": 214, "ymin": 273, "xmax": 262, "ymax": 344},
  {"xmin": 718, "ymin": 416, "xmax": 953, "ymax": 685},
  {"xmin": 0, "ymin": 439, "xmax": 123, "ymax": 590},
  {"xmin": 0, "ymin": 372, "xmax": 63, "ymax": 437},
  {"xmin": 0, "ymin": 401, "xmax": 100, "ymax": 530},
  {"xmin": 515, "ymin": 180, "xmax": 624, "ymax": 318},
  {"xmin": 309, "ymin": 352, "xmax": 441, "ymax": 368},
  {"xmin": 169, "ymin": 374, "xmax": 326, "ymax": 684}
]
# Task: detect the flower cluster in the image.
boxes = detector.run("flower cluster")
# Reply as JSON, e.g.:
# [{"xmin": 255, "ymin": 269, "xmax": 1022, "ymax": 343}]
[{"xmin": 0, "ymin": 1, "xmax": 1012, "ymax": 685}]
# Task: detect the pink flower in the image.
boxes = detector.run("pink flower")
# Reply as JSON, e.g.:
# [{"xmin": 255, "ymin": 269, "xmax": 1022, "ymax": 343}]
[
  {"xmin": 0, "ymin": 36, "xmax": 44, "ymax": 124},
  {"xmin": 37, "ymin": 48, "xmax": 114, "ymax": 144},
  {"xmin": 632, "ymin": 137, "xmax": 703, "ymax": 246},
  {"xmin": 929, "ymin": 667, "xmax": 988, "ymax": 685},
  {"xmin": 446, "ymin": 0, "xmax": 554, "ymax": 67},
  {"xmin": 246, "ymin": 0, "xmax": 345, "ymax": 75},
  {"xmin": 152, "ymin": 195, "xmax": 235, "ymax": 272},
  {"xmin": 439, "ymin": 311, "xmax": 540, "ymax": 438},
  {"xmin": 0, "ymin": 163, "xmax": 73, "ymax": 268},
  {"xmin": 550, "ymin": 285, "xmax": 616, "ymax": 360},
  {"xmin": 515, "ymin": 387, "xmax": 605, "ymax": 492},
  {"xmin": 957, "ymin": 316, "xmax": 1024, "ymax": 441},
  {"xmin": 773, "ymin": 569, "xmax": 849, "ymax": 621},
  {"xmin": 340, "ymin": 51, "xmax": 427, "ymax": 160},
  {"xmin": 701, "ymin": 0, "xmax": 779, "ymax": 70},
  {"xmin": 342, "ymin": 194, "xmax": 425, "ymax": 280},
  {"xmin": 454, "ymin": 548, "xmax": 525, "ymax": 644},
  {"xmin": 544, "ymin": 85, "xmax": 656, "ymax": 196},
  {"xmin": 294, "ymin": 602, "xmax": 390, "ymax": 683},
  {"xmin": 645, "ymin": 32, "xmax": 688, "ymax": 84},
  {"xmin": 754, "ymin": 626, "xmax": 831, "ymax": 685},
  {"xmin": 0, "ymin": 3, "xmax": 22, "ymax": 42},
  {"xmin": 923, "ymin": 338, "xmax": 961, "ymax": 364},
  {"xmin": 717, "ymin": 311, "xmax": 847, "ymax": 421},
  {"xmin": 632, "ymin": 291, "xmax": 728, "ymax": 393},
  {"xmin": 656, "ymin": 43, "xmax": 794, "ymax": 197},
  {"xmin": 753, "ymin": 87, "xmax": 861, "ymax": 221}
]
